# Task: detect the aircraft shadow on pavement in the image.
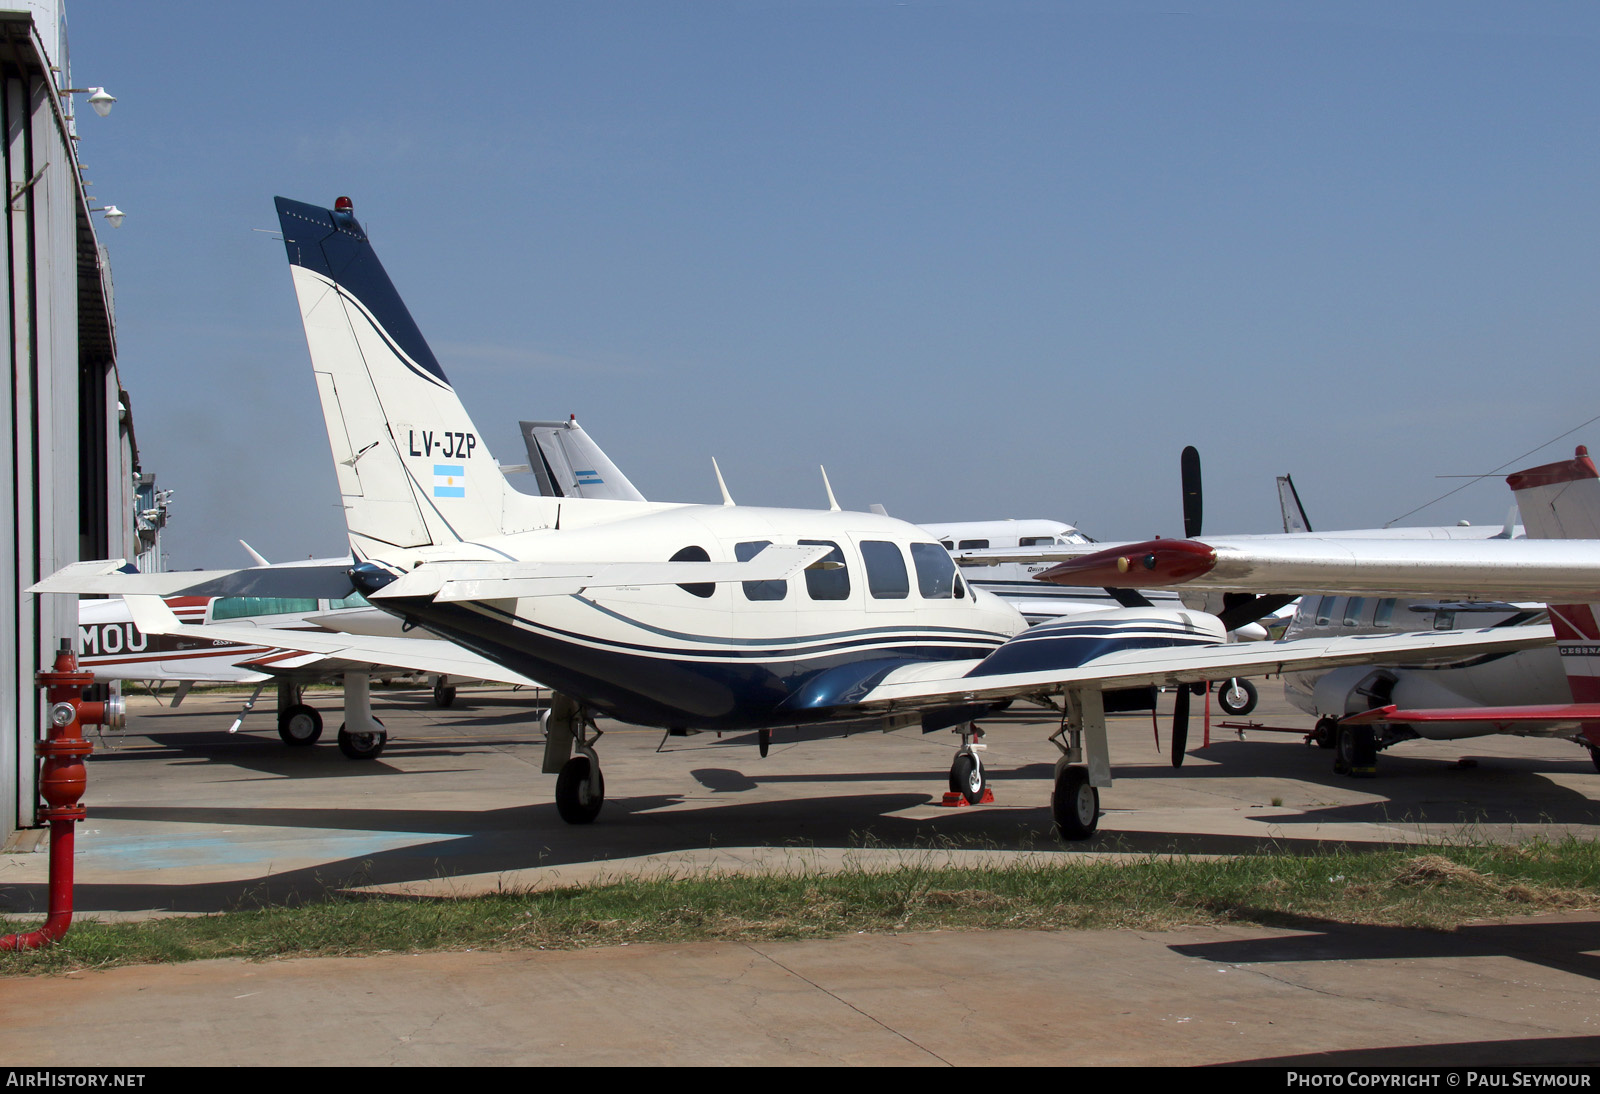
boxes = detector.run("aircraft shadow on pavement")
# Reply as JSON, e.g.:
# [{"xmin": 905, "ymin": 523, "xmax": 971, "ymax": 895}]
[
  {"xmin": 83, "ymin": 730, "xmax": 544, "ymax": 779},
  {"xmin": 1226, "ymin": 1035, "xmax": 1600, "ymax": 1067},
  {"xmin": 1173, "ymin": 913, "xmax": 1600, "ymax": 1065},
  {"xmin": 1113, "ymin": 742, "xmax": 1600, "ymax": 829},
  {"xmin": 1, "ymin": 779, "xmax": 1523, "ymax": 917}
]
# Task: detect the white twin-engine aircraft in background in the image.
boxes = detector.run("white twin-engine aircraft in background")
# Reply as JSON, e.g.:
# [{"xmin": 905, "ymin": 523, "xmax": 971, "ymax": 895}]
[
  {"xmin": 31, "ymin": 195, "xmax": 1562, "ymax": 839},
  {"xmin": 1022, "ymin": 448, "xmax": 1600, "ymax": 777}
]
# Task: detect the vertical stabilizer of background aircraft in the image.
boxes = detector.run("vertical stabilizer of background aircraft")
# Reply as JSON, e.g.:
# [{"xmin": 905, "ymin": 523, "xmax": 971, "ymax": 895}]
[
  {"xmin": 1277, "ymin": 474, "xmax": 1311, "ymax": 534},
  {"xmin": 521, "ymin": 417, "xmax": 647, "ymax": 503},
  {"xmin": 1510, "ymin": 445, "xmax": 1600, "ymax": 749}
]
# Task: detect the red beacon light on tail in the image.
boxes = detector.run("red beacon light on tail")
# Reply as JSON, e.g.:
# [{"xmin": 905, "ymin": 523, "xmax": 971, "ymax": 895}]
[
  {"xmin": 1035, "ymin": 538, "xmax": 1218, "ymax": 588},
  {"xmin": 334, "ymin": 196, "xmax": 353, "ymax": 213}
]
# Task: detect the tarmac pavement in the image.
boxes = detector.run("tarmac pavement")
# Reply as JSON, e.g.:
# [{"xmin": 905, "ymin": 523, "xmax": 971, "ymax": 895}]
[{"xmin": 1, "ymin": 684, "xmax": 1598, "ymax": 1066}]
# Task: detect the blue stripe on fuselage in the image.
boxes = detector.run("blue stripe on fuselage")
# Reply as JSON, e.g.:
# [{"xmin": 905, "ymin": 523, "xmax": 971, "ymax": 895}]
[{"xmin": 380, "ymin": 595, "xmax": 999, "ymax": 729}]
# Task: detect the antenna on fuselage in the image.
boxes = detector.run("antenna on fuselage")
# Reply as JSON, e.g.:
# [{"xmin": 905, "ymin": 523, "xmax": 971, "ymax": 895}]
[
  {"xmin": 712, "ymin": 458, "xmax": 736, "ymax": 506},
  {"xmin": 820, "ymin": 466, "xmax": 841, "ymax": 512}
]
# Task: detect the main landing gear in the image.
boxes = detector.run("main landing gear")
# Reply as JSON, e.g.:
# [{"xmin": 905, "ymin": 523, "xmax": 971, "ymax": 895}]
[
  {"xmin": 1314, "ymin": 716, "xmax": 1377, "ymax": 778},
  {"xmin": 431, "ymin": 675, "xmax": 457, "ymax": 709},
  {"xmin": 544, "ymin": 693, "xmax": 605, "ymax": 824},
  {"xmin": 335, "ymin": 673, "xmax": 388, "ymax": 760},
  {"xmin": 1048, "ymin": 688, "xmax": 1111, "ymax": 841},
  {"xmin": 272, "ymin": 682, "xmax": 323, "ymax": 746},
  {"xmin": 266, "ymin": 679, "xmax": 387, "ymax": 758},
  {"xmin": 948, "ymin": 724, "xmax": 988, "ymax": 805}
]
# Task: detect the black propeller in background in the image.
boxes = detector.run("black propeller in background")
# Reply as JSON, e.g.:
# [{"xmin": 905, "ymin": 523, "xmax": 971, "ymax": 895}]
[
  {"xmin": 1171, "ymin": 445, "xmax": 1203, "ymax": 766},
  {"xmin": 1181, "ymin": 445, "xmax": 1203, "ymax": 538}
]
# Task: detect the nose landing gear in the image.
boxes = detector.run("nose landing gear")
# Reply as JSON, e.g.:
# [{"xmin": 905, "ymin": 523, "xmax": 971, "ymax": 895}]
[{"xmin": 945, "ymin": 724, "xmax": 991, "ymax": 806}]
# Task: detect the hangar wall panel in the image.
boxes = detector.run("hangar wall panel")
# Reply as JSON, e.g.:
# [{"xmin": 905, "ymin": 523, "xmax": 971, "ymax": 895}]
[{"xmin": 0, "ymin": 10, "xmax": 125, "ymax": 844}]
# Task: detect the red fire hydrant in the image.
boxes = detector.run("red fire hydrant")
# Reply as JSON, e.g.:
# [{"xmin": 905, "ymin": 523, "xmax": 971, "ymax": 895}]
[{"xmin": 1, "ymin": 640, "xmax": 122, "ymax": 950}]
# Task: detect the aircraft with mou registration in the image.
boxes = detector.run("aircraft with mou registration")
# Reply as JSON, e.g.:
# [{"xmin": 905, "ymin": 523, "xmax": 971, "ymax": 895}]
[
  {"xmin": 72, "ymin": 543, "xmax": 543, "ymax": 755},
  {"xmin": 31, "ymin": 195, "xmax": 1561, "ymax": 839}
]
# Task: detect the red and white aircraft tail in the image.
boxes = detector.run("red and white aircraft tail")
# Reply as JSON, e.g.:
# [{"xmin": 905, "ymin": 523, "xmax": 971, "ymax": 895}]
[{"xmin": 1508, "ymin": 446, "xmax": 1600, "ymax": 748}]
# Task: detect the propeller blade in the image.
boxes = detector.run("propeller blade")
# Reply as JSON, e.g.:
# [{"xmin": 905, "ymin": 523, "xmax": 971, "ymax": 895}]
[
  {"xmin": 1171, "ymin": 684, "xmax": 1190, "ymax": 768},
  {"xmin": 1181, "ymin": 445, "xmax": 1203, "ymax": 539}
]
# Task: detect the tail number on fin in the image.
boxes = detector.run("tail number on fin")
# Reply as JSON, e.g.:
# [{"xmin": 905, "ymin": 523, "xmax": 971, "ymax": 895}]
[{"xmin": 407, "ymin": 429, "xmax": 477, "ymax": 460}]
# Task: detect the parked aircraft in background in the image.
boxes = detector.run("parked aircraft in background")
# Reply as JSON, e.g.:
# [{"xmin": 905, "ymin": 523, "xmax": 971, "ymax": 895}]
[
  {"xmin": 77, "ymin": 585, "xmax": 539, "ymax": 756},
  {"xmin": 34, "ymin": 196, "xmax": 1556, "ymax": 839},
  {"xmin": 1029, "ymin": 448, "xmax": 1600, "ymax": 777},
  {"xmin": 922, "ymin": 520, "xmax": 1187, "ymax": 624}
]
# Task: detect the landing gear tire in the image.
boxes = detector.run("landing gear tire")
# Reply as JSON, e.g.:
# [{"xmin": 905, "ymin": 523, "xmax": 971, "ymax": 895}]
[
  {"xmin": 555, "ymin": 755, "xmax": 605, "ymax": 824},
  {"xmin": 1312, "ymin": 716, "xmax": 1339, "ymax": 750},
  {"xmin": 1589, "ymin": 746, "xmax": 1600, "ymax": 774},
  {"xmin": 758, "ymin": 728, "xmax": 771, "ymax": 759},
  {"xmin": 337, "ymin": 719, "xmax": 387, "ymax": 760},
  {"xmin": 1052, "ymin": 766, "xmax": 1099, "ymax": 840},
  {"xmin": 432, "ymin": 682, "xmax": 457, "ymax": 708},
  {"xmin": 1217, "ymin": 678, "xmax": 1258, "ymax": 716},
  {"xmin": 950, "ymin": 752, "xmax": 985, "ymax": 805},
  {"xmin": 1334, "ymin": 722, "xmax": 1376, "ymax": 778},
  {"xmin": 278, "ymin": 704, "xmax": 323, "ymax": 746}
]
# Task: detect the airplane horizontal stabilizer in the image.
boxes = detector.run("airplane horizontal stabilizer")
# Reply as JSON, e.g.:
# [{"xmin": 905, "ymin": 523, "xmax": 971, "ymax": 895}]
[
  {"xmin": 30, "ymin": 559, "xmax": 358, "ymax": 600},
  {"xmin": 120, "ymin": 596, "xmax": 540, "ymax": 688}
]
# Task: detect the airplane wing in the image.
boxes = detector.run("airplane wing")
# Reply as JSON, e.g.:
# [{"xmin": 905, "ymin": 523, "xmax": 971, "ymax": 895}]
[
  {"xmin": 120, "ymin": 596, "xmax": 540, "ymax": 687},
  {"xmin": 33, "ymin": 559, "xmax": 358, "ymax": 599},
  {"xmin": 1027, "ymin": 537, "xmax": 1600, "ymax": 600},
  {"xmin": 37, "ymin": 544, "xmax": 831, "ymax": 606},
  {"xmin": 845, "ymin": 624, "xmax": 1554, "ymax": 713},
  {"xmin": 366, "ymin": 543, "xmax": 832, "ymax": 602}
]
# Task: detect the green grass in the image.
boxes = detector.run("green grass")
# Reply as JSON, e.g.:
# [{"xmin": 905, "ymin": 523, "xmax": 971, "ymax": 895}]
[{"xmin": 4, "ymin": 837, "xmax": 1598, "ymax": 975}]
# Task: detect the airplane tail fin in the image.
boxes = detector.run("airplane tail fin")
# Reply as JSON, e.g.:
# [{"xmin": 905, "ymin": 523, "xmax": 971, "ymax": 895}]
[
  {"xmin": 275, "ymin": 196, "xmax": 555, "ymax": 555},
  {"xmin": 1507, "ymin": 446, "xmax": 1600, "ymax": 746},
  {"xmin": 521, "ymin": 416, "xmax": 647, "ymax": 502}
]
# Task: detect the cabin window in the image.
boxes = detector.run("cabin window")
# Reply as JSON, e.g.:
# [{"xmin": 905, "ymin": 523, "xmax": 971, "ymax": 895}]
[
  {"xmin": 939, "ymin": 541, "xmax": 954, "ymax": 550},
  {"xmin": 1313, "ymin": 596, "xmax": 1335, "ymax": 627},
  {"xmin": 211, "ymin": 596, "xmax": 319, "ymax": 620},
  {"xmin": 957, "ymin": 539, "xmax": 989, "ymax": 550},
  {"xmin": 327, "ymin": 591, "xmax": 369, "ymax": 610},
  {"xmin": 861, "ymin": 541, "xmax": 910, "ymax": 600},
  {"xmin": 669, "ymin": 545, "xmax": 715, "ymax": 598},
  {"xmin": 799, "ymin": 539, "xmax": 851, "ymax": 601},
  {"xmin": 1374, "ymin": 599, "xmax": 1396, "ymax": 626},
  {"xmin": 911, "ymin": 542, "xmax": 958, "ymax": 599},
  {"xmin": 735, "ymin": 540, "xmax": 786, "ymax": 601},
  {"xmin": 1433, "ymin": 610, "xmax": 1456, "ymax": 631},
  {"xmin": 1343, "ymin": 598, "xmax": 1367, "ymax": 628},
  {"xmin": 1019, "ymin": 536, "xmax": 1053, "ymax": 547}
]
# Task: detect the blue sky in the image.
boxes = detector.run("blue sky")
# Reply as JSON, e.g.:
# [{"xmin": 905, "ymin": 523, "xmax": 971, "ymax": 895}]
[{"xmin": 65, "ymin": 1, "xmax": 1600, "ymax": 568}]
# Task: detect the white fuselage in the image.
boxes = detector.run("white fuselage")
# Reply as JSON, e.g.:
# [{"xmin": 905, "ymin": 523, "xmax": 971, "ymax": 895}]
[
  {"xmin": 358, "ymin": 502, "xmax": 1027, "ymax": 730},
  {"xmin": 1281, "ymin": 593, "xmax": 1561, "ymax": 738}
]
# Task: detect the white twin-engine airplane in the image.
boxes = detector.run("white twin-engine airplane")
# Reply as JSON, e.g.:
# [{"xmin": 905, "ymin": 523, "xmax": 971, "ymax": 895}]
[{"xmin": 31, "ymin": 196, "xmax": 1559, "ymax": 839}]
